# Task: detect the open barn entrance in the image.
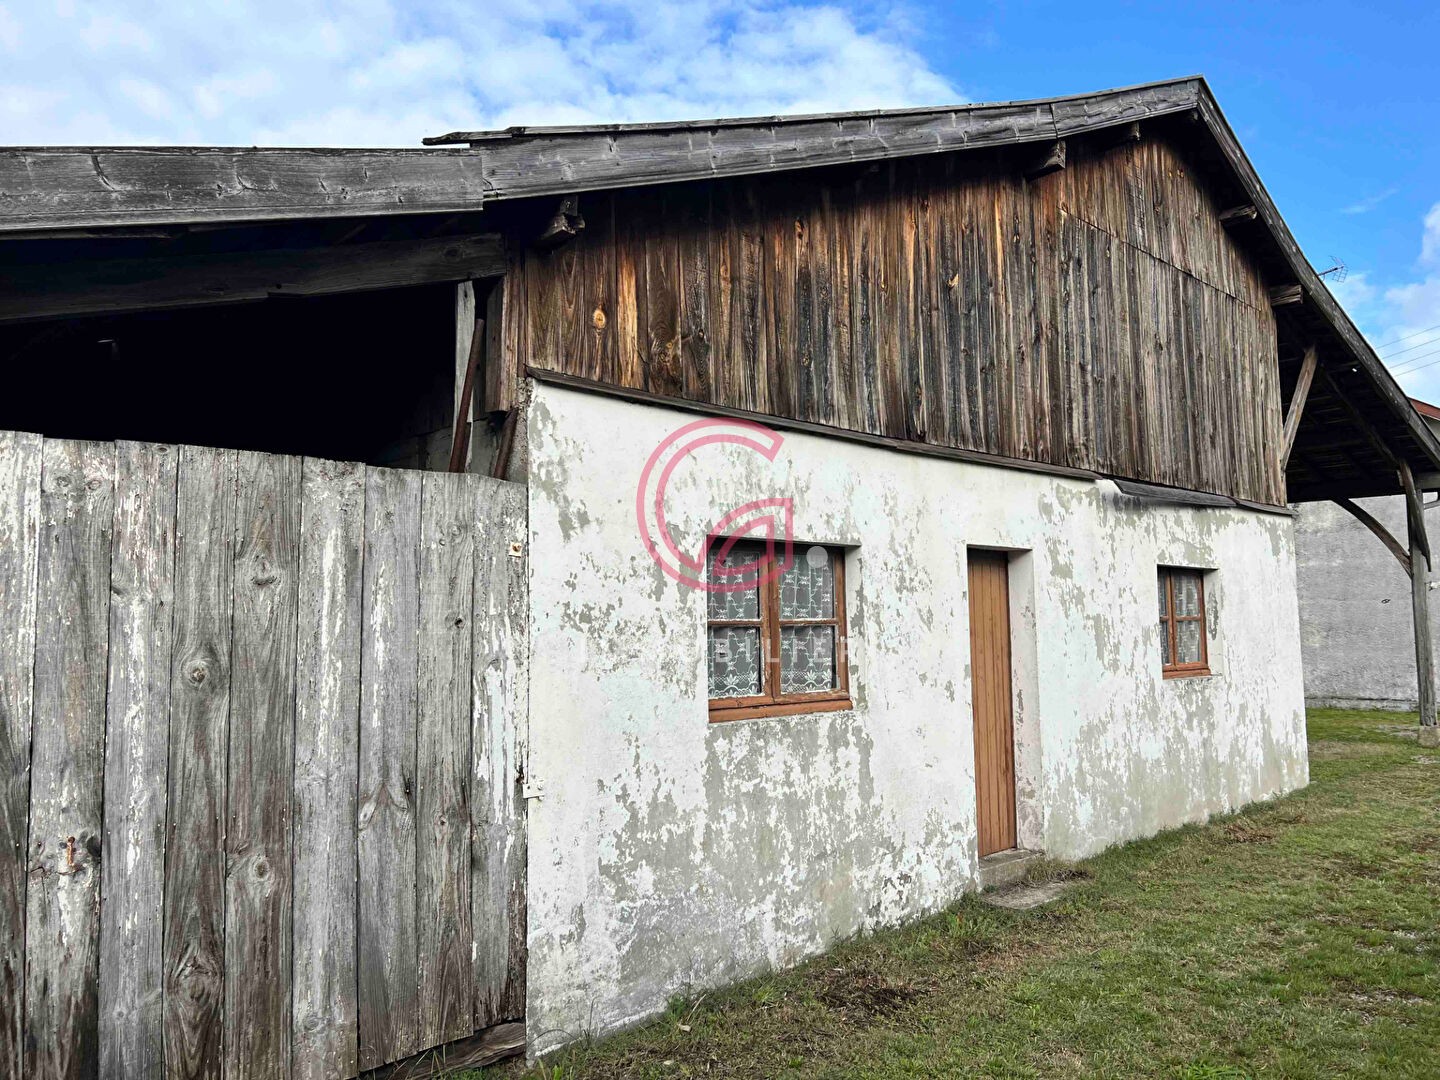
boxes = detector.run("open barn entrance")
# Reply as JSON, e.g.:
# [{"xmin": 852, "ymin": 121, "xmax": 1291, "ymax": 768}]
[
  {"xmin": 0, "ymin": 284, "xmax": 467, "ymax": 470},
  {"xmin": 1, "ymin": 214, "xmax": 528, "ymax": 1072}
]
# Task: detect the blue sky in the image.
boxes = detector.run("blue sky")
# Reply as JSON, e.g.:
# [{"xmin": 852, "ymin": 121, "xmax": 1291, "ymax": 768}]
[
  {"xmin": 3, "ymin": 0, "xmax": 1437, "ymax": 399},
  {"xmin": 925, "ymin": 1, "xmax": 1440, "ymax": 401}
]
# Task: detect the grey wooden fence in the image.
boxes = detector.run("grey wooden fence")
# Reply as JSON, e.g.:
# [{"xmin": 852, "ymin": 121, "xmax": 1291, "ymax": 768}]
[{"xmin": 0, "ymin": 434, "xmax": 528, "ymax": 1080}]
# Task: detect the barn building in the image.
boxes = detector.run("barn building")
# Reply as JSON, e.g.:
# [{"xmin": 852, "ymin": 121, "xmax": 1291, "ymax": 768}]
[{"xmin": 1, "ymin": 76, "xmax": 1436, "ymax": 1076}]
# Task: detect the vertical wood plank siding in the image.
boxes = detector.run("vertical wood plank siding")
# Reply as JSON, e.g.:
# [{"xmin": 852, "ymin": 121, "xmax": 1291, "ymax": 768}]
[
  {"xmin": 416, "ymin": 473, "xmax": 476, "ymax": 1049},
  {"xmin": 225, "ymin": 451, "xmax": 301, "ymax": 1080},
  {"xmin": 0, "ymin": 440, "xmax": 527, "ymax": 1080},
  {"xmin": 471, "ymin": 478, "xmax": 528, "ymax": 1028},
  {"xmin": 164, "ymin": 445, "xmax": 237, "ymax": 1080},
  {"xmin": 100, "ymin": 442, "xmax": 179, "ymax": 1080},
  {"xmin": 508, "ymin": 137, "xmax": 1284, "ymax": 504},
  {"xmin": 291, "ymin": 458, "xmax": 365, "ymax": 1080},
  {"xmin": 0, "ymin": 431, "xmax": 40, "ymax": 1080},
  {"xmin": 26, "ymin": 439, "xmax": 114, "ymax": 1080},
  {"xmin": 358, "ymin": 469, "xmax": 423, "ymax": 1070}
]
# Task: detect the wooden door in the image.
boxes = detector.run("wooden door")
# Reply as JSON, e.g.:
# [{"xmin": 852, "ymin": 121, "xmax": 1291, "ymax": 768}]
[{"xmin": 968, "ymin": 549, "xmax": 1017, "ymax": 856}]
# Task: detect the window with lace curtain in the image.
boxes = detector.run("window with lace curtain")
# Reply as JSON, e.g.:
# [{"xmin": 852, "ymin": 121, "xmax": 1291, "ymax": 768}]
[
  {"xmin": 1158, "ymin": 567, "xmax": 1210, "ymax": 677},
  {"xmin": 706, "ymin": 539, "xmax": 851, "ymax": 722}
]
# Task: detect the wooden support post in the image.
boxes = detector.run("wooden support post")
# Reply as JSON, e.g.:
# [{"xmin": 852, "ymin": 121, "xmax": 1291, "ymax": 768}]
[
  {"xmin": 449, "ymin": 315, "xmax": 485, "ymax": 474},
  {"xmin": 1335, "ymin": 480, "xmax": 1437, "ymax": 741},
  {"xmin": 452, "ymin": 283, "xmax": 478, "ymax": 471},
  {"xmin": 482, "ymin": 280, "xmax": 513, "ymax": 414},
  {"xmin": 1401, "ymin": 460, "xmax": 1432, "ymax": 567},
  {"xmin": 1280, "ymin": 345, "xmax": 1318, "ymax": 469},
  {"xmin": 490, "ymin": 409, "xmax": 518, "ymax": 482},
  {"xmin": 1401, "ymin": 461, "xmax": 1439, "ymax": 741},
  {"xmin": 1321, "ymin": 366, "xmax": 1439, "ymax": 737},
  {"xmin": 1409, "ymin": 508, "xmax": 1439, "ymax": 741}
]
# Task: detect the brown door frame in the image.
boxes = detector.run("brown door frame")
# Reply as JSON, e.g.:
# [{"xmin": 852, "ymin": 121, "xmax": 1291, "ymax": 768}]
[{"xmin": 968, "ymin": 547, "xmax": 1017, "ymax": 857}]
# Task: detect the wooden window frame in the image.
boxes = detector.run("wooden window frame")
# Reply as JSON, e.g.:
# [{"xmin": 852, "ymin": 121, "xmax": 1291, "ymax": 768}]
[
  {"xmin": 707, "ymin": 541, "xmax": 851, "ymax": 723},
  {"xmin": 1159, "ymin": 566, "xmax": 1210, "ymax": 679}
]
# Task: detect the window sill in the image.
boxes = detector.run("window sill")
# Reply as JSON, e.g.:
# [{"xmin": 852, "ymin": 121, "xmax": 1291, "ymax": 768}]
[
  {"xmin": 708, "ymin": 696, "xmax": 853, "ymax": 723},
  {"xmin": 1163, "ymin": 667, "xmax": 1214, "ymax": 680}
]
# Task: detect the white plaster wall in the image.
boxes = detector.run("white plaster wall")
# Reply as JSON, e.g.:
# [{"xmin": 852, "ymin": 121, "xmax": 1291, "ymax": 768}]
[
  {"xmin": 1293, "ymin": 496, "xmax": 1440, "ymax": 710},
  {"xmin": 523, "ymin": 383, "xmax": 1309, "ymax": 1053}
]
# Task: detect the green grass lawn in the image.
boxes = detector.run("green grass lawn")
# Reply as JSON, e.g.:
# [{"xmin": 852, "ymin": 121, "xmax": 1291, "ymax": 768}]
[{"xmin": 482, "ymin": 710, "xmax": 1440, "ymax": 1079}]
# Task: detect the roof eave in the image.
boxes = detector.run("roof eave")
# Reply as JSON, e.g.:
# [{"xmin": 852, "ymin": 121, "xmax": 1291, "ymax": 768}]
[
  {"xmin": 0, "ymin": 147, "xmax": 490, "ymax": 235},
  {"xmin": 2, "ymin": 76, "xmax": 1431, "ymax": 482},
  {"xmin": 1190, "ymin": 85, "xmax": 1440, "ymax": 476}
]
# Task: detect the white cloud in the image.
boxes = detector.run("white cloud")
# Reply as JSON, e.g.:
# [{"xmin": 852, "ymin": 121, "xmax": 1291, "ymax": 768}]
[
  {"xmin": 1336, "ymin": 202, "xmax": 1440, "ymax": 405},
  {"xmin": 1340, "ymin": 185, "xmax": 1398, "ymax": 215},
  {"xmin": 0, "ymin": 0, "xmax": 960, "ymax": 147},
  {"xmin": 1421, "ymin": 203, "xmax": 1440, "ymax": 267}
]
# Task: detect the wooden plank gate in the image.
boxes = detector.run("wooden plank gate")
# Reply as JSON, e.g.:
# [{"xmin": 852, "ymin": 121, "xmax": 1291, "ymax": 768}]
[{"xmin": 0, "ymin": 433, "xmax": 528, "ymax": 1080}]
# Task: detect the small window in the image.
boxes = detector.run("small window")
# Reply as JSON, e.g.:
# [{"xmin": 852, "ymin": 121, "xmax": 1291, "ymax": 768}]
[
  {"xmin": 706, "ymin": 540, "xmax": 851, "ymax": 722},
  {"xmin": 1158, "ymin": 567, "xmax": 1209, "ymax": 677}
]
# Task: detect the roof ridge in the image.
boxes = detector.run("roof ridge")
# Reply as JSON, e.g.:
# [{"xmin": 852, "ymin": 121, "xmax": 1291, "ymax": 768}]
[{"xmin": 420, "ymin": 75, "xmax": 1205, "ymax": 145}]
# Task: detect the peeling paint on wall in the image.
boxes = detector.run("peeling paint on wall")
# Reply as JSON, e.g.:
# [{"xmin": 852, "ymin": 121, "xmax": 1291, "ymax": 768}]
[{"xmin": 523, "ymin": 383, "xmax": 1309, "ymax": 1054}]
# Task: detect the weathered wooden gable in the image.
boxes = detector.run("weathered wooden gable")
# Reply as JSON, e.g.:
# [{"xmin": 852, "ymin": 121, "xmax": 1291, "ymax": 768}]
[{"xmin": 503, "ymin": 130, "xmax": 1284, "ymax": 505}]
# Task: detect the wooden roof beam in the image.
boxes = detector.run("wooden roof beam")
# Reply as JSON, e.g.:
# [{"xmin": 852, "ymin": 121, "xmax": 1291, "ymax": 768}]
[
  {"xmin": 1316, "ymin": 366, "xmax": 1403, "ymax": 473},
  {"xmin": 1269, "ymin": 283, "xmax": 1304, "ymax": 307},
  {"xmin": 535, "ymin": 195, "xmax": 586, "ymax": 251},
  {"xmin": 1023, "ymin": 140, "xmax": 1067, "ymax": 181},
  {"xmin": 0, "ymin": 232, "xmax": 505, "ymax": 324},
  {"xmin": 1218, "ymin": 204, "xmax": 1258, "ymax": 227}
]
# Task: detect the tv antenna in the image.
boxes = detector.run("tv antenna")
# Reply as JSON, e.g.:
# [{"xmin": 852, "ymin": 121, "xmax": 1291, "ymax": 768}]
[{"xmin": 1318, "ymin": 256, "xmax": 1348, "ymax": 283}]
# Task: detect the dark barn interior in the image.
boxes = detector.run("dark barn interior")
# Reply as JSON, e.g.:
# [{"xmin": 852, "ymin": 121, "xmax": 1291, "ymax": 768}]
[{"xmin": 0, "ymin": 284, "xmax": 457, "ymax": 467}]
